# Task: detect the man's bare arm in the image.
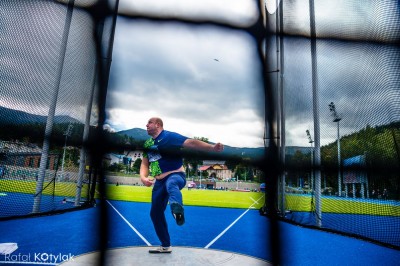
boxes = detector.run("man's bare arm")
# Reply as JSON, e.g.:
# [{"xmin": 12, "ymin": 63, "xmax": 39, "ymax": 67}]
[{"xmin": 183, "ymin": 139, "xmax": 224, "ymax": 153}]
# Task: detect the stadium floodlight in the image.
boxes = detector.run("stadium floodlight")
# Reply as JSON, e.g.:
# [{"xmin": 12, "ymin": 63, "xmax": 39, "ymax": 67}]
[
  {"xmin": 329, "ymin": 102, "xmax": 342, "ymax": 122},
  {"xmin": 306, "ymin": 129, "xmax": 314, "ymax": 192},
  {"xmin": 61, "ymin": 123, "xmax": 73, "ymax": 181},
  {"xmin": 306, "ymin": 129, "xmax": 314, "ymax": 144},
  {"xmin": 329, "ymin": 102, "xmax": 342, "ymax": 196}
]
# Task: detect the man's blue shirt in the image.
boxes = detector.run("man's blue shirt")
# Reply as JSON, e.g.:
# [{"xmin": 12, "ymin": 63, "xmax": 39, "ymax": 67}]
[{"xmin": 143, "ymin": 130, "xmax": 188, "ymax": 176}]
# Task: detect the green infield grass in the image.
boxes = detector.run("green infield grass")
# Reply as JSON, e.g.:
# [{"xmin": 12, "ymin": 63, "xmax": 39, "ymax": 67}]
[
  {"xmin": 0, "ymin": 179, "xmax": 90, "ymax": 198},
  {"xmin": 285, "ymin": 194, "xmax": 400, "ymax": 216},
  {"xmin": 1, "ymin": 179, "xmax": 399, "ymax": 215},
  {"xmin": 105, "ymin": 184, "xmax": 265, "ymax": 209}
]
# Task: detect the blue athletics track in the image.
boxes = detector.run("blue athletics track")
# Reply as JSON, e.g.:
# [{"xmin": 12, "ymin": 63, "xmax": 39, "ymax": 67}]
[{"xmin": 0, "ymin": 199, "xmax": 399, "ymax": 265}]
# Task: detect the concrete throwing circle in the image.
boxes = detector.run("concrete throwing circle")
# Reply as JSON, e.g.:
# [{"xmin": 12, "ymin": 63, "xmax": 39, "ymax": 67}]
[{"xmin": 60, "ymin": 246, "xmax": 271, "ymax": 266}]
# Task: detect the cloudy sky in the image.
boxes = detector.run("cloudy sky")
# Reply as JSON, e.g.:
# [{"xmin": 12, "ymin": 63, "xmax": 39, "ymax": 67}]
[
  {"xmin": 106, "ymin": 0, "xmax": 265, "ymax": 148},
  {"xmin": 266, "ymin": 0, "xmax": 400, "ymax": 147},
  {"xmin": 0, "ymin": 0, "xmax": 398, "ymax": 149},
  {"xmin": 106, "ymin": 0, "xmax": 400, "ymax": 148},
  {"xmin": 0, "ymin": 1, "xmax": 97, "ymax": 125}
]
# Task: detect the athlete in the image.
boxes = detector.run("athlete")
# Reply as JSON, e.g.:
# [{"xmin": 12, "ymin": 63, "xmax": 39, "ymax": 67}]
[{"xmin": 140, "ymin": 117, "xmax": 223, "ymax": 253}]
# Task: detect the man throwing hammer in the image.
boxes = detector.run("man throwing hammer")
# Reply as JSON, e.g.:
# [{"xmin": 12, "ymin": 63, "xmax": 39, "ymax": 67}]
[{"xmin": 140, "ymin": 117, "xmax": 224, "ymax": 253}]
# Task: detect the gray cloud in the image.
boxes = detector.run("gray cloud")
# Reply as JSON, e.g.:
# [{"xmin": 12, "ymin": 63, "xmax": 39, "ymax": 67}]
[
  {"xmin": 273, "ymin": 37, "xmax": 400, "ymax": 146},
  {"xmin": 106, "ymin": 18, "xmax": 265, "ymax": 147},
  {"xmin": 1, "ymin": 0, "xmax": 398, "ymax": 149},
  {"xmin": 107, "ymin": 0, "xmax": 400, "ymax": 148},
  {"xmin": 0, "ymin": 1, "xmax": 98, "ymax": 124}
]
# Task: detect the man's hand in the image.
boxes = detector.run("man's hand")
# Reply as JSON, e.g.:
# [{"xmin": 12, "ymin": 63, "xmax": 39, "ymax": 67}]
[
  {"xmin": 213, "ymin": 143, "xmax": 224, "ymax": 152},
  {"xmin": 141, "ymin": 177, "xmax": 154, "ymax": 187}
]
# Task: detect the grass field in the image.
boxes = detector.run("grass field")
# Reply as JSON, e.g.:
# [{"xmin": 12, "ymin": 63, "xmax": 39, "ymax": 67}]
[
  {"xmin": 1, "ymin": 179, "xmax": 399, "ymax": 215},
  {"xmin": 105, "ymin": 184, "xmax": 265, "ymax": 209},
  {"xmin": 0, "ymin": 180, "xmax": 264, "ymax": 209},
  {"xmin": 285, "ymin": 194, "xmax": 400, "ymax": 216},
  {"xmin": 0, "ymin": 179, "xmax": 90, "ymax": 198}
]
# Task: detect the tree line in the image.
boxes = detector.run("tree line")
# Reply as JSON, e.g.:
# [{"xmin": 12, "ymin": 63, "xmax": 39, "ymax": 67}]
[
  {"xmin": 2, "ymin": 121, "xmax": 398, "ymax": 191},
  {"xmin": 286, "ymin": 121, "xmax": 400, "ymax": 199}
]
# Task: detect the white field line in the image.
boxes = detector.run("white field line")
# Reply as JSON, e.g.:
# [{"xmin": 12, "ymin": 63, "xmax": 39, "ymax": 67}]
[
  {"xmin": 249, "ymin": 196, "xmax": 262, "ymax": 208},
  {"xmin": 250, "ymin": 196, "xmax": 264, "ymax": 205},
  {"xmin": 204, "ymin": 194, "xmax": 265, "ymax": 249},
  {"xmin": 106, "ymin": 200, "xmax": 151, "ymax": 246}
]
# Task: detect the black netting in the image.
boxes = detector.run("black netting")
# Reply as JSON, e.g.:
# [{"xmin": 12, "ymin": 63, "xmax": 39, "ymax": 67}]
[
  {"xmin": 0, "ymin": 0, "xmax": 399, "ymax": 264},
  {"xmin": 265, "ymin": 0, "xmax": 400, "ymax": 249},
  {"xmin": 0, "ymin": 0, "xmax": 113, "ymax": 218}
]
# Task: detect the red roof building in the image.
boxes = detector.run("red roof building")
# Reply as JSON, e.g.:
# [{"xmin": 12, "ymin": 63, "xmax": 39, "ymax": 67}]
[{"xmin": 198, "ymin": 161, "xmax": 232, "ymax": 180}]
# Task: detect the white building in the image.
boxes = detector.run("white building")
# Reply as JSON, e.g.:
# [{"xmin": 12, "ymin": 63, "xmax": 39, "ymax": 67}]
[
  {"xmin": 198, "ymin": 160, "xmax": 232, "ymax": 180},
  {"xmin": 125, "ymin": 150, "xmax": 143, "ymax": 163}
]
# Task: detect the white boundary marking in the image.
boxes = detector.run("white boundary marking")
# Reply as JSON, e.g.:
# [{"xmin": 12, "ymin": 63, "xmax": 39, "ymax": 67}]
[
  {"xmin": 204, "ymin": 195, "xmax": 264, "ymax": 249},
  {"xmin": 106, "ymin": 200, "xmax": 152, "ymax": 246}
]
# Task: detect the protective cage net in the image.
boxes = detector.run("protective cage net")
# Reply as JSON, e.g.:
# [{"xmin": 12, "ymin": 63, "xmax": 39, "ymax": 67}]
[
  {"xmin": 265, "ymin": 0, "xmax": 400, "ymax": 249},
  {"xmin": 0, "ymin": 0, "xmax": 116, "ymax": 219},
  {"xmin": 0, "ymin": 0, "xmax": 399, "ymax": 257}
]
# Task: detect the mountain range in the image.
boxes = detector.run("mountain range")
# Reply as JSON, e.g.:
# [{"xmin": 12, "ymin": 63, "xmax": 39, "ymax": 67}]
[
  {"xmin": 117, "ymin": 128, "xmax": 150, "ymax": 141},
  {"xmin": 0, "ymin": 106, "xmax": 81, "ymax": 125},
  {"xmin": 0, "ymin": 106, "xmax": 309, "ymax": 160}
]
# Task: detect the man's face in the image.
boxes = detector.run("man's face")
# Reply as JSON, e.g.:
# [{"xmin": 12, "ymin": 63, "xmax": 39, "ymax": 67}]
[{"xmin": 146, "ymin": 118, "xmax": 158, "ymax": 136}]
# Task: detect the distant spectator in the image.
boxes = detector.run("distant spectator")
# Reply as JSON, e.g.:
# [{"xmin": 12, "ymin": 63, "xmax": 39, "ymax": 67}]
[{"xmin": 382, "ymin": 189, "xmax": 388, "ymax": 200}]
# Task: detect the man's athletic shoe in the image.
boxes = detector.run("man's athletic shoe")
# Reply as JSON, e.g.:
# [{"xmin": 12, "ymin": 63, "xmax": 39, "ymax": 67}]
[
  {"xmin": 171, "ymin": 202, "xmax": 185, "ymax": 226},
  {"xmin": 149, "ymin": 246, "xmax": 172, "ymax": 253}
]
